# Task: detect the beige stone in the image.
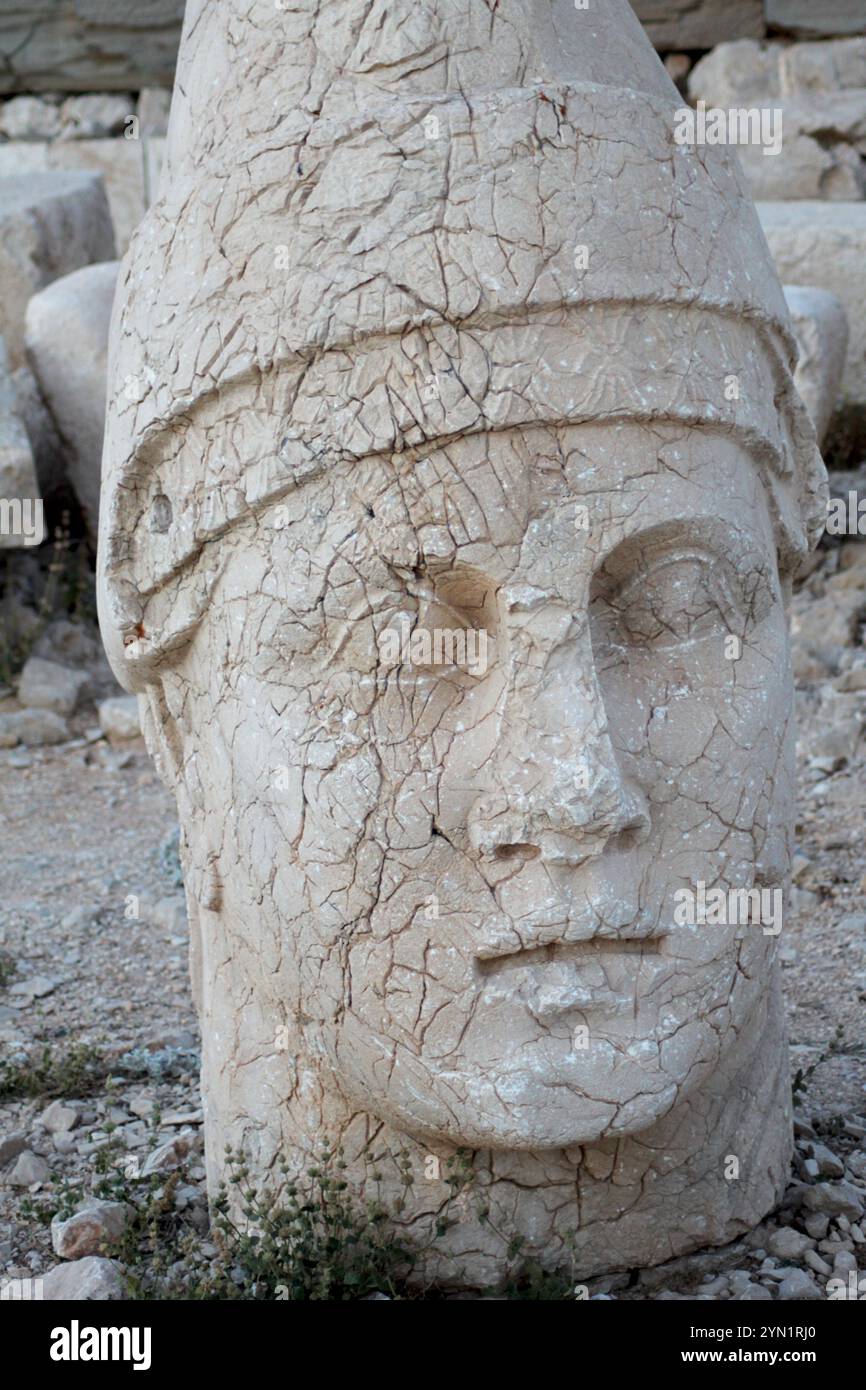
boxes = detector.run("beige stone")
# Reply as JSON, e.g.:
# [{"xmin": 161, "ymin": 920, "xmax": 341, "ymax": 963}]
[
  {"xmin": 0, "ymin": 2, "xmax": 184, "ymax": 94},
  {"xmin": 25, "ymin": 261, "xmax": 120, "ymax": 536},
  {"xmin": 633, "ymin": 1, "xmax": 765, "ymax": 49},
  {"xmin": 689, "ymin": 42, "xmax": 866, "ymax": 204},
  {"xmin": 689, "ymin": 38, "xmax": 866, "ymax": 109},
  {"xmin": 97, "ymin": 695, "xmax": 141, "ymax": 742},
  {"xmin": 779, "ymin": 38, "xmax": 866, "ymax": 95},
  {"xmin": 759, "ymin": 202, "xmax": 866, "ymax": 410},
  {"xmin": 736, "ymin": 126, "xmax": 866, "ymax": 202},
  {"xmin": 0, "ymin": 171, "xmax": 114, "ymax": 369},
  {"xmin": 41, "ymin": 1256, "xmax": 124, "ymax": 1301},
  {"xmin": 51, "ymin": 1200, "xmax": 129, "ymax": 1260},
  {"xmin": 98, "ymin": 0, "xmax": 826, "ymax": 1290},
  {"xmin": 17, "ymin": 656, "xmax": 88, "ymax": 717},
  {"xmin": 765, "ymin": 1, "xmax": 866, "ymax": 39},
  {"xmin": 0, "ymin": 140, "xmax": 146, "ymax": 254},
  {"xmin": 784, "ymin": 286, "xmax": 849, "ymax": 442},
  {"xmin": 687, "ymin": 40, "xmax": 783, "ymax": 110}
]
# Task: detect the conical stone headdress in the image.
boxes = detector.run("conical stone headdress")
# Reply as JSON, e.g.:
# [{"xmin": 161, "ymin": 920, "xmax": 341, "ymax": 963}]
[{"xmin": 98, "ymin": 0, "xmax": 826, "ymax": 687}]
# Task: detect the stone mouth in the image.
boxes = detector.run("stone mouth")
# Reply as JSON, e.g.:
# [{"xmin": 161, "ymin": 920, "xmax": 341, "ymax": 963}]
[{"xmin": 475, "ymin": 936, "xmax": 664, "ymax": 979}]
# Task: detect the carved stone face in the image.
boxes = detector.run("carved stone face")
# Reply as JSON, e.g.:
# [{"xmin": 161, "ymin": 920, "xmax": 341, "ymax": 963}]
[{"xmin": 162, "ymin": 417, "xmax": 794, "ymax": 1152}]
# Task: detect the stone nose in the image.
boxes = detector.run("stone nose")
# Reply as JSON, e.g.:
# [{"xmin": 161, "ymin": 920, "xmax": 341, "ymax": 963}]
[
  {"xmin": 467, "ymin": 755, "xmax": 651, "ymax": 867},
  {"xmin": 467, "ymin": 618, "xmax": 650, "ymax": 866}
]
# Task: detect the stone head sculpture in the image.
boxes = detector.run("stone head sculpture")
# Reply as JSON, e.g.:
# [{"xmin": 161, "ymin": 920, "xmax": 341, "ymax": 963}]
[{"xmin": 99, "ymin": 0, "xmax": 827, "ymax": 1285}]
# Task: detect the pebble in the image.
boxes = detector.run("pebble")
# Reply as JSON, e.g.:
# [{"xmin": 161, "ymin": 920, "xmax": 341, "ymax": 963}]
[
  {"xmin": 833, "ymin": 1249, "xmax": 858, "ymax": 1277},
  {"xmin": 39, "ymin": 1100, "xmax": 79, "ymax": 1134},
  {"xmin": 140, "ymin": 1132, "xmax": 195, "ymax": 1176},
  {"xmin": 97, "ymin": 695, "xmax": 141, "ymax": 743},
  {"xmin": 9, "ymin": 975, "xmax": 57, "ymax": 999},
  {"xmin": 41, "ymin": 1256, "xmax": 124, "ymax": 1301},
  {"xmin": 847, "ymin": 1151, "xmax": 866, "ymax": 1180},
  {"xmin": 5, "ymin": 1150, "xmax": 50, "ymax": 1186},
  {"xmin": 0, "ymin": 1132, "xmax": 27, "ymax": 1167},
  {"xmin": 804, "ymin": 1249, "xmax": 832, "ymax": 1276},
  {"xmin": 777, "ymin": 1268, "xmax": 822, "ymax": 1300},
  {"xmin": 0, "ymin": 709, "xmax": 69, "ymax": 747},
  {"xmin": 51, "ymin": 1199, "xmax": 130, "ymax": 1260},
  {"xmin": 802, "ymin": 1180, "xmax": 864, "ymax": 1219},
  {"xmin": 805, "ymin": 1142, "xmax": 846, "ymax": 1178},
  {"xmin": 804, "ymin": 1212, "xmax": 830, "ymax": 1240},
  {"xmin": 768, "ymin": 1227, "xmax": 813, "ymax": 1261}
]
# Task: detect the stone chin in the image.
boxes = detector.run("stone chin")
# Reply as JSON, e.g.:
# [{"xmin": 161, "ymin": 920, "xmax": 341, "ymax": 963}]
[{"xmin": 319, "ymin": 979, "xmax": 758, "ymax": 1151}]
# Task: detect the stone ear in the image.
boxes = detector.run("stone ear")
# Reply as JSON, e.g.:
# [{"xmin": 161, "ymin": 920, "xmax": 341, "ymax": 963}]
[
  {"xmin": 138, "ymin": 684, "xmax": 223, "ymax": 915},
  {"xmin": 138, "ymin": 683, "xmax": 185, "ymax": 790}
]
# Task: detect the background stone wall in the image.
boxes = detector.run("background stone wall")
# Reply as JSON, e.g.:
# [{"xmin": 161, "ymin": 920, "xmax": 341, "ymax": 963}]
[
  {"xmin": 0, "ymin": 1, "xmax": 184, "ymax": 93},
  {"xmin": 2, "ymin": 1, "xmax": 864, "ymax": 98}
]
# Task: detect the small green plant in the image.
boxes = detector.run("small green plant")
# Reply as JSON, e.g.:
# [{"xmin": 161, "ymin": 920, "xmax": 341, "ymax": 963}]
[
  {"xmin": 0, "ymin": 949, "xmax": 17, "ymax": 988},
  {"xmin": 0, "ymin": 1042, "xmax": 110, "ymax": 1102},
  {"xmin": 16, "ymin": 1134, "xmax": 586, "ymax": 1299},
  {"xmin": 206, "ymin": 1147, "xmax": 418, "ymax": 1300}
]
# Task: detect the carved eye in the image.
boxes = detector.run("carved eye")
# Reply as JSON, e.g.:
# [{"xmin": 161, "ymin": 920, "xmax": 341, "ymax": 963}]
[
  {"xmin": 612, "ymin": 553, "xmax": 736, "ymax": 648},
  {"xmin": 591, "ymin": 536, "xmax": 775, "ymax": 657},
  {"xmin": 395, "ymin": 569, "xmax": 497, "ymax": 677}
]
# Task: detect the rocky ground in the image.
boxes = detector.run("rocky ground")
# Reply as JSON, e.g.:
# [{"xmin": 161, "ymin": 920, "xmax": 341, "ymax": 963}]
[{"xmin": 0, "ymin": 523, "xmax": 865, "ymax": 1300}]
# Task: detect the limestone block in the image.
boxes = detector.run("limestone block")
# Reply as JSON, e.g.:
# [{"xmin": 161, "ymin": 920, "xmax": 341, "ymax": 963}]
[
  {"xmin": 689, "ymin": 42, "xmax": 866, "ymax": 203},
  {"xmin": 137, "ymin": 88, "xmax": 171, "ymax": 138},
  {"xmin": 736, "ymin": 123, "xmax": 866, "ymax": 202},
  {"xmin": 57, "ymin": 93, "xmax": 134, "ymax": 140},
  {"xmin": 759, "ymin": 202, "xmax": 866, "ymax": 409},
  {"xmin": 780, "ymin": 37, "xmax": 866, "ymax": 94},
  {"xmin": 0, "ymin": 1, "xmax": 184, "ymax": 94},
  {"xmin": 632, "ymin": 1, "xmax": 765, "ymax": 49},
  {"xmin": 41, "ymin": 1257, "xmax": 124, "ymax": 1301},
  {"xmin": 784, "ymin": 286, "xmax": 849, "ymax": 442},
  {"xmin": 765, "ymin": 1, "xmax": 866, "ymax": 38},
  {"xmin": 687, "ymin": 39, "xmax": 783, "ymax": 110},
  {"xmin": 0, "ymin": 139, "xmax": 145, "ymax": 253},
  {"xmin": 689, "ymin": 38, "xmax": 866, "ymax": 108},
  {"xmin": 0, "ymin": 171, "xmax": 114, "ymax": 368},
  {"xmin": 25, "ymin": 260, "xmax": 119, "ymax": 536},
  {"xmin": 0, "ymin": 93, "xmax": 62, "ymax": 139}
]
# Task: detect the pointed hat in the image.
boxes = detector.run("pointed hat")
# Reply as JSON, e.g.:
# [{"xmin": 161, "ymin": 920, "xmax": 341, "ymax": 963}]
[{"xmin": 99, "ymin": 0, "xmax": 826, "ymax": 686}]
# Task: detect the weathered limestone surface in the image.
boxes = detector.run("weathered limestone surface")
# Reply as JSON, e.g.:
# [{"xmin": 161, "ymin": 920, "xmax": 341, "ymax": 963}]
[
  {"xmin": 783, "ymin": 286, "xmax": 849, "ymax": 443},
  {"xmin": 760, "ymin": 202, "xmax": 866, "ymax": 410},
  {"xmin": 0, "ymin": 1, "xmax": 185, "ymax": 94},
  {"xmin": 26, "ymin": 260, "xmax": 119, "ymax": 537},
  {"xmin": 99, "ymin": 0, "xmax": 826, "ymax": 1288},
  {"xmin": 0, "ymin": 171, "xmax": 114, "ymax": 368}
]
